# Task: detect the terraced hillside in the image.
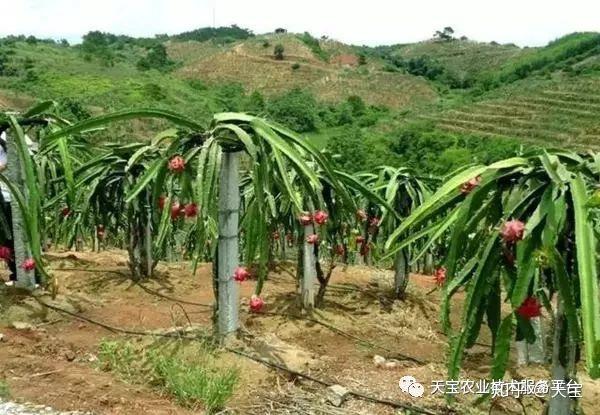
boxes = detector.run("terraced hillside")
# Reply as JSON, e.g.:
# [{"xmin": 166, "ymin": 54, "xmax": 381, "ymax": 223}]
[
  {"xmin": 175, "ymin": 34, "xmax": 438, "ymax": 109},
  {"xmin": 391, "ymin": 39, "xmax": 530, "ymax": 80},
  {"xmin": 1, "ymin": 28, "xmax": 599, "ymax": 153},
  {"xmin": 418, "ymin": 75, "xmax": 600, "ymax": 149}
]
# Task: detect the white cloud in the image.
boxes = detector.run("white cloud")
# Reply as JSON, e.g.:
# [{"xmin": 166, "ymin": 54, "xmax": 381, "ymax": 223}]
[{"xmin": 0, "ymin": 0, "xmax": 598, "ymax": 46}]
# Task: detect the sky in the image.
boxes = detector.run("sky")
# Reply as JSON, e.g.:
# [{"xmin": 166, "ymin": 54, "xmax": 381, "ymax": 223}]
[{"xmin": 1, "ymin": 0, "xmax": 599, "ymax": 47}]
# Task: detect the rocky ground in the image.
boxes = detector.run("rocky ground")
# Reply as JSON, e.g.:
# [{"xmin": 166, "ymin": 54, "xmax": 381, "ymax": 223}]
[{"xmin": 0, "ymin": 400, "xmax": 92, "ymax": 415}]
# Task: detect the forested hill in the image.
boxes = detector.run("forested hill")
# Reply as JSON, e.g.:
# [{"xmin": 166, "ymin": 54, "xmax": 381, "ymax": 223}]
[{"xmin": 1, "ymin": 26, "xmax": 599, "ymax": 175}]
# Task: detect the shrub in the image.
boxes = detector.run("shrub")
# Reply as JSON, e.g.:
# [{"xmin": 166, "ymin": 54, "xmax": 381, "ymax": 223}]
[
  {"xmin": 24, "ymin": 69, "xmax": 38, "ymax": 82},
  {"xmin": 23, "ymin": 57, "xmax": 35, "ymax": 70},
  {"xmin": 187, "ymin": 79, "xmax": 207, "ymax": 91},
  {"xmin": 262, "ymin": 40, "xmax": 271, "ymax": 48},
  {"xmin": 267, "ymin": 88, "xmax": 319, "ymax": 132},
  {"xmin": 291, "ymin": 62, "xmax": 300, "ymax": 70},
  {"xmin": 244, "ymin": 90, "xmax": 266, "ymax": 112},
  {"xmin": 137, "ymin": 44, "xmax": 175, "ymax": 72},
  {"xmin": 215, "ymin": 82, "xmax": 245, "ymax": 112},
  {"xmin": 141, "ymin": 83, "xmax": 166, "ymax": 100},
  {"xmin": 357, "ymin": 111, "xmax": 379, "ymax": 127},
  {"xmin": 335, "ymin": 104, "xmax": 354, "ymax": 126},
  {"xmin": 327, "ymin": 126, "xmax": 369, "ymax": 171},
  {"xmin": 273, "ymin": 44, "xmax": 285, "ymax": 60},
  {"xmin": 346, "ymin": 95, "xmax": 366, "ymax": 117},
  {"xmin": 58, "ymin": 98, "xmax": 91, "ymax": 121},
  {"xmin": 298, "ymin": 32, "xmax": 329, "ymax": 61}
]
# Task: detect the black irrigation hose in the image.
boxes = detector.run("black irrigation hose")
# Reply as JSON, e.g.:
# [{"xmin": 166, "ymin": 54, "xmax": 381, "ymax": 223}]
[
  {"xmin": 32, "ymin": 296, "xmax": 443, "ymax": 415},
  {"xmin": 129, "ymin": 277, "xmax": 427, "ymax": 365},
  {"xmin": 225, "ymin": 347, "xmax": 441, "ymax": 415},
  {"xmin": 135, "ymin": 282, "xmax": 213, "ymax": 308},
  {"xmin": 133, "ymin": 282, "xmax": 426, "ymax": 365},
  {"xmin": 33, "ymin": 296, "xmax": 201, "ymax": 339}
]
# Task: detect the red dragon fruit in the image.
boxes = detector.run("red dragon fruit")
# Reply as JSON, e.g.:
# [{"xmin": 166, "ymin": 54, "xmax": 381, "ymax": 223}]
[
  {"xmin": 170, "ymin": 203, "xmax": 182, "ymax": 220},
  {"xmin": 306, "ymin": 234, "xmax": 319, "ymax": 244},
  {"xmin": 96, "ymin": 225, "xmax": 105, "ymax": 241},
  {"xmin": 516, "ymin": 297, "xmax": 542, "ymax": 319},
  {"xmin": 334, "ymin": 244, "xmax": 345, "ymax": 256},
  {"xmin": 460, "ymin": 176, "xmax": 482, "ymax": 194},
  {"xmin": 183, "ymin": 202, "xmax": 198, "ymax": 218},
  {"xmin": 249, "ymin": 295, "xmax": 264, "ymax": 312},
  {"xmin": 360, "ymin": 241, "xmax": 370, "ymax": 256},
  {"xmin": 0, "ymin": 246, "xmax": 12, "ymax": 261},
  {"xmin": 21, "ymin": 258, "xmax": 35, "ymax": 271},
  {"xmin": 168, "ymin": 155, "xmax": 185, "ymax": 173},
  {"xmin": 500, "ymin": 219, "xmax": 525, "ymax": 244},
  {"xmin": 313, "ymin": 210, "xmax": 329, "ymax": 225},
  {"xmin": 233, "ymin": 266, "xmax": 250, "ymax": 283},
  {"xmin": 434, "ymin": 266, "xmax": 446, "ymax": 286}
]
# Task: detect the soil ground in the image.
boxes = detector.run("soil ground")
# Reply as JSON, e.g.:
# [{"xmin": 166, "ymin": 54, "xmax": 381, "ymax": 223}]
[{"xmin": 0, "ymin": 249, "xmax": 598, "ymax": 414}]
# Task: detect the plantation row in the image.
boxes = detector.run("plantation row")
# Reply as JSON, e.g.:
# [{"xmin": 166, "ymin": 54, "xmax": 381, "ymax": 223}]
[
  {"xmin": 1, "ymin": 102, "xmax": 600, "ymax": 414},
  {"xmin": 426, "ymin": 80, "xmax": 600, "ymax": 148}
]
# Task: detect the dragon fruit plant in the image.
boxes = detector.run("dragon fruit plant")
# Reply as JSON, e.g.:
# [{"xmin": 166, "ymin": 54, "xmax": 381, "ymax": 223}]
[{"xmin": 385, "ymin": 150, "xmax": 600, "ymax": 412}]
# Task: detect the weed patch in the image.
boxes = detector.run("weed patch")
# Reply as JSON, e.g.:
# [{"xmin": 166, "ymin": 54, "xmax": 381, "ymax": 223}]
[{"xmin": 97, "ymin": 338, "xmax": 238, "ymax": 413}]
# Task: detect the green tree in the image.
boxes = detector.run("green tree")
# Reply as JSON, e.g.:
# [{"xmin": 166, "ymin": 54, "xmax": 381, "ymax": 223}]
[
  {"xmin": 434, "ymin": 26, "xmax": 455, "ymax": 42},
  {"xmin": 267, "ymin": 89, "xmax": 319, "ymax": 132},
  {"xmin": 346, "ymin": 95, "xmax": 366, "ymax": 117},
  {"xmin": 81, "ymin": 31, "xmax": 115, "ymax": 66},
  {"xmin": 327, "ymin": 126, "xmax": 368, "ymax": 172},
  {"xmin": 136, "ymin": 44, "xmax": 174, "ymax": 72}
]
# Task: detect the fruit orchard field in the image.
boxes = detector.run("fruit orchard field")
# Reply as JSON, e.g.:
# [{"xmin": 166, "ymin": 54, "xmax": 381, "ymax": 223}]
[{"xmin": 2, "ymin": 250, "xmax": 599, "ymax": 414}]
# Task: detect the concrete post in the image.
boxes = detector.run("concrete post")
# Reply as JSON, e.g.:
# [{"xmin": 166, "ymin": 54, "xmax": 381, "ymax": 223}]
[
  {"xmin": 301, "ymin": 223, "xmax": 316, "ymax": 311},
  {"xmin": 5, "ymin": 131, "xmax": 34, "ymax": 289},
  {"xmin": 217, "ymin": 151, "xmax": 240, "ymax": 340}
]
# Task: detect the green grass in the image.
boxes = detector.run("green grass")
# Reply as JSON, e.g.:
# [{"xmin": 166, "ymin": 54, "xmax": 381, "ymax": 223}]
[
  {"xmin": 149, "ymin": 353, "xmax": 238, "ymax": 412},
  {"xmin": 98, "ymin": 340, "xmax": 138, "ymax": 381},
  {"xmin": 0, "ymin": 380, "xmax": 10, "ymax": 400},
  {"xmin": 97, "ymin": 338, "xmax": 238, "ymax": 413}
]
